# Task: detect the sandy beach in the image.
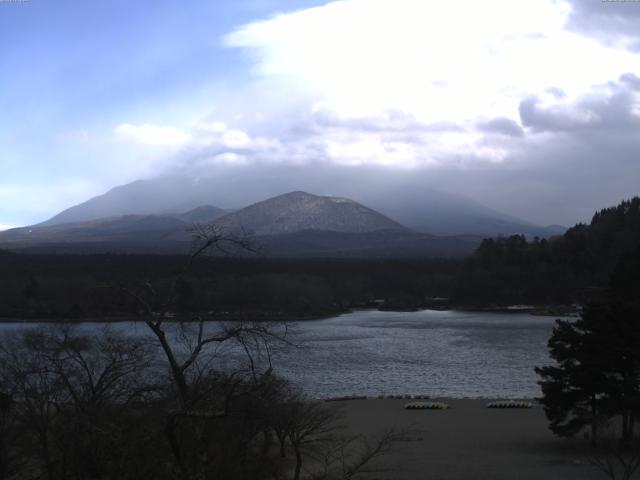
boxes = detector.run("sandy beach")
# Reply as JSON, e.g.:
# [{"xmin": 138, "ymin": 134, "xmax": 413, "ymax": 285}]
[{"xmin": 337, "ymin": 399, "xmax": 603, "ymax": 480}]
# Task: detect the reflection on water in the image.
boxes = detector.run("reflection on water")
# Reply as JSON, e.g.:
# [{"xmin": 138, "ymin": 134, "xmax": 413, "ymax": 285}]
[{"xmin": 0, "ymin": 309, "xmax": 560, "ymax": 399}]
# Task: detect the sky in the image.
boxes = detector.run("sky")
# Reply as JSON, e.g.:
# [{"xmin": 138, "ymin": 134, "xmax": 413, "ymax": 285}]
[{"xmin": 1, "ymin": 0, "xmax": 640, "ymax": 229}]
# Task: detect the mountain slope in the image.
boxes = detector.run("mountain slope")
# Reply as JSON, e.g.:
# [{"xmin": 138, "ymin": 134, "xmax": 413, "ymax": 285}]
[
  {"xmin": 0, "ymin": 191, "xmax": 483, "ymax": 257},
  {"xmin": 357, "ymin": 184, "xmax": 562, "ymax": 237},
  {"xmin": 2, "ymin": 191, "xmax": 405, "ymax": 245},
  {"xmin": 214, "ymin": 191, "xmax": 404, "ymax": 235},
  {"xmin": 178, "ymin": 205, "xmax": 228, "ymax": 224},
  {"xmin": 38, "ymin": 177, "xmax": 207, "ymax": 226},
  {"xmin": 35, "ymin": 171, "xmax": 560, "ymax": 237},
  {"xmin": 0, "ymin": 214, "xmax": 190, "ymax": 243}
]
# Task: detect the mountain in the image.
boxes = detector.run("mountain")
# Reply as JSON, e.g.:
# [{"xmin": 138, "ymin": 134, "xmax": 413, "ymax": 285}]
[
  {"xmin": 0, "ymin": 191, "xmax": 482, "ymax": 257},
  {"xmin": 356, "ymin": 184, "xmax": 563, "ymax": 237},
  {"xmin": 35, "ymin": 171, "xmax": 561, "ymax": 237},
  {"xmin": 0, "ymin": 214, "xmax": 190, "ymax": 243},
  {"xmin": 178, "ymin": 205, "xmax": 228, "ymax": 224},
  {"xmin": 38, "ymin": 177, "xmax": 210, "ymax": 226},
  {"xmin": 3, "ymin": 205, "xmax": 227, "ymax": 245},
  {"xmin": 214, "ymin": 191, "xmax": 404, "ymax": 235}
]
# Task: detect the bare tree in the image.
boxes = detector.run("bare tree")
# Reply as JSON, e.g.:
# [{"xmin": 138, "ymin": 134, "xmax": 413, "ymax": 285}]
[
  {"xmin": 106, "ymin": 223, "xmax": 403, "ymax": 480},
  {"xmin": 117, "ymin": 224, "xmax": 299, "ymax": 479},
  {"xmin": 119, "ymin": 223, "xmax": 281, "ymax": 404},
  {"xmin": 312, "ymin": 428, "xmax": 402, "ymax": 480},
  {"xmin": 0, "ymin": 325, "xmax": 158, "ymax": 480},
  {"xmin": 588, "ymin": 421, "xmax": 640, "ymax": 480},
  {"xmin": 266, "ymin": 393, "xmax": 403, "ymax": 480}
]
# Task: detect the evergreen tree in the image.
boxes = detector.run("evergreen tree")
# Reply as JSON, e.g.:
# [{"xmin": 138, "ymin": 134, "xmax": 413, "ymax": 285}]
[
  {"xmin": 535, "ymin": 307, "xmax": 609, "ymax": 444},
  {"xmin": 536, "ymin": 248, "xmax": 640, "ymax": 444}
]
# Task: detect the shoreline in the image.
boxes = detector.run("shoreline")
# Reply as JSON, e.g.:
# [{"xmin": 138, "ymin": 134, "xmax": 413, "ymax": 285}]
[
  {"xmin": 321, "ymin": 395, "xmax": 541, "ymax": 402},
  {"xmin": 0, "ymin": 304, "xmax": 579, "ymax": 323}
]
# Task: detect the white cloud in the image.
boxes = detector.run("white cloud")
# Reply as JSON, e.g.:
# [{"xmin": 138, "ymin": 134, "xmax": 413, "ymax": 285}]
[
  {"xmin": 115, "ymin": 123, "xmax": 192, "ymax": 146},
  {"xmin": 223, "ymin": 0, "xmax": 639, "ymax": 120},
  {"xmin": 221, "ymin": 129, "xmax": 251, "ymax": 148},
  {"xmin": 85, "ymin": 0, "xmax": 640, "ymax": 227},
  {"xmin": 216, "ymin": 0, "xmax": 640, "ymax": 169},
  {"xmin": 109, "ymin": 1, "xmax": 640, "ymax": 181},
  {"xmin": 0, "ymin": 224, "xmax": 15, "ymax": 232}
]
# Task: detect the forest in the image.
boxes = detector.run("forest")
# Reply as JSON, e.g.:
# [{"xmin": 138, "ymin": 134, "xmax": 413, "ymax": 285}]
[{"xmin": 0, "ymin": 197, "xmax": 639, "ymax": 320}]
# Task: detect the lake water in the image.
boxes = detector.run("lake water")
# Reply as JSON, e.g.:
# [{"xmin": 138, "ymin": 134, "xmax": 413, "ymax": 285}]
[{"xmin": 0, "ymin": 309, "xmax": 561, "ymax": 399}]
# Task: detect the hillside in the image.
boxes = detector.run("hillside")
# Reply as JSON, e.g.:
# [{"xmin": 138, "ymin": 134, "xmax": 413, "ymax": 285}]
[
  {"xmin": 178, "ymin": 205, "xmax": 228, "ymax": 223},
  {"xmin": 0, "ymin": 214, "xmax": 190, "ymax": 244},
  {"xmin": 455, "ymin": 197, "xmax": 640, "ymax": 305},
  {"xmin": 1, "ymin": 206, "xmax": 226, "ymax": 245},
  {"xmin": 214, "ymin": 191, "xmax": 405, "ymax": 235}
]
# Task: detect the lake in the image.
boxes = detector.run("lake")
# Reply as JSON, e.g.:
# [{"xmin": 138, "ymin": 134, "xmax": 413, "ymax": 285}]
[{"xmin": 0, "ymin": 309, "xmax": 562, "ymax": 399}]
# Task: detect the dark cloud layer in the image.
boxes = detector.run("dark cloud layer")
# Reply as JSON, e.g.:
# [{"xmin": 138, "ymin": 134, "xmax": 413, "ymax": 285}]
[
  {"xmin": 566, "ymin": 0, "xmax": 640, "ymax": 50},
  {"xmin": 519, "ymin": 74, "xmax": 640, "ymax": 133}
]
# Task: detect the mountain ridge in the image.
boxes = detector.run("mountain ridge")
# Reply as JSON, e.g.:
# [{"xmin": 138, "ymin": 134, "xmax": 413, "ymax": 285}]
[
  {"xmin": 33, "ymin": 173, "xmax": 563, "ymax": 237},
  {"xmin": 0, "ymin": 191, "xmax": 482, "ymax": 257}
]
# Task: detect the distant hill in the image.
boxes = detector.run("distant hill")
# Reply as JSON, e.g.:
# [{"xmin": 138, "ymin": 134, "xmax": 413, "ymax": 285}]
[
  {"xmin": 2, "ymin": 206, "xmax": 227, "ymax": 245},
  {"xmin": 34, "ymin": 172, "xmax": 561, "ymax": 237},
  {"xmin": 0, "ymin": 214, "xmax": 190, "ymax": 243},
  {"xmin": 215, "ymin": 191, "xmax": 405, "ymax": 235}
]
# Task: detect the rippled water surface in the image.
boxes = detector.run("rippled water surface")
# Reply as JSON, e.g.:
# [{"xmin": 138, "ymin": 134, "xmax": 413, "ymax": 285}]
[
  {"xmin": 272, "ymin": 309, "xmax": 558, "ymax": 399},
  {"xmin": 1, "ymin": 309, "xmax": 561, "ymax": 399}
]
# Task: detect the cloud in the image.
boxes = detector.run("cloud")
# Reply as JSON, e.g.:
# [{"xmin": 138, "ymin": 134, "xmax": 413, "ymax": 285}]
[
  {"xmin": 212, "ymin": 0, "xmax": 640, "ymax": 174},
  {"xmin": 305, "ymin": 108, "xmax": 466, "ymax": 134},
  {"xmin": 96, "ymin": 0, "xmax": 640, "ymax": 226},
  {"xmin": 223, "ymin": 0, "xmax": 640, "ymax": 122},
  {"xmin": 519, "ymin": 95, "xmax": 599, "ymax": 131},
  {"xmin": 115, "ymin": 123, "xmax": 192, "ymax": 146},
  {"xmin": 519, "ymin": 77, "xmax": 640, "ymax": 132},
  {"xmin": 0, "ymin": 224, "xmax": 15, "ymax": 232},
  {"xmin": 565, "ymin": 0, "xmax": 640, "ymax": 51},
  {"xmin": 476, "ymin": 117, "xmax": 524, "ymax": 137},
  {"xmin": 620, "ymin": 72, "xmax": 640, "ymax": 91}
]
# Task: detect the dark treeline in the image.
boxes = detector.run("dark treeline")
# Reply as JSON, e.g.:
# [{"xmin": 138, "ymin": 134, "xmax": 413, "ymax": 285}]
[
  {"xmin": 455, "ymin": 197, "xmax": 640, "ymax": 306},
  {"xmin": 0, "ymin": 253, "xmax": 459, "ymax": 319}
]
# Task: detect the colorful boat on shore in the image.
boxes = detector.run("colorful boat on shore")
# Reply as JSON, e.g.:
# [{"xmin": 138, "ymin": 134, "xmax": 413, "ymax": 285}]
[
  {"xmin": 486, "ymin": 400, "xmax": 534, "ymax": 409},
  {"xmin": 405, "ymin": 401, "xmax": 449, "ymax": 410}
]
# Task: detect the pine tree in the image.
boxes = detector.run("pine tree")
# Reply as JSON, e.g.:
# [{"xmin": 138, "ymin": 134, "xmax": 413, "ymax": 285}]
[
  {"xmin": 536, "ymin": 247, "xmax": 640, "ymax": 444},
  {"xmin": 535, "ymin": 309, "xmax": 609, "ymax": 444}
]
